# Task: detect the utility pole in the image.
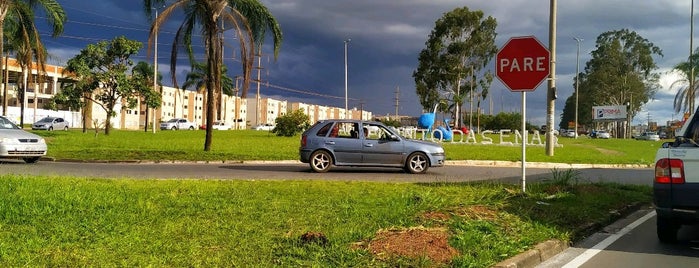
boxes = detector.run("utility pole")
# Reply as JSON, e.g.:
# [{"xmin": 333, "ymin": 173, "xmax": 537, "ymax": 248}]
[
  {"xmin": 394, "ymin": 86, "xmax": 399, "ymax": 117},
  {"xmin": 255, "ymin": 47, "xmax": 262, "ymax": 126},
  {"xmin": 690, "ymin": 0, "xmax": 695, "ymax": 114},
  {"xmin": 573, "ymin": 37, "xmax": 582, "ymax": 139},
  {"xmin": 360, "ymin": 100, "xmax": 365, "ymax": 120},
  {"xmin": 545, "ymin": 0, "xmax": 557, "ymax": 156}
]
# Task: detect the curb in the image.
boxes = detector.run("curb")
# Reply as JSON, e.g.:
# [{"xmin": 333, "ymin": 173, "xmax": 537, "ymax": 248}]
[
  {"xmin": 492, "ymin": 239, "xmax": 568, "ymax": 268},
  {"xmin": 41, "ymin": 157, "xmax": 652, "ymax": 169}
]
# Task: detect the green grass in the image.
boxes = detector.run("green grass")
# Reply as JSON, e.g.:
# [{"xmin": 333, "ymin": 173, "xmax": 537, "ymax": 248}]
[
  {"xmin": 0, "ymin": 175, "xmax": 651, "ymax": 267},
  {"xmin": 9, "ymin": 129, "xmax": 656, "ymax": 266},
  {"xmin": 37, "ymin": 129, "xmax": 665, "ymax": 164}
]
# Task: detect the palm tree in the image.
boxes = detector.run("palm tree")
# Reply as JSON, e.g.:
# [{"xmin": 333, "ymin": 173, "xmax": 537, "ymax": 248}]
[
  {"xmin": 670, "ymin": 49, "xmax": 699, "ymax": 115},
  {"xmin": 0, "ymin": 0, "xmax": 65, "ymax": 117},
  {"xmin": 144, "ymin": 0, "xmax": 282, "ymax": 151},
  {"xmin": 182, "ymin": 61, "xmax": 234, "ymax": 126},
  {"xmin": 5, "ymin": 2, "xmax": 50, "ymax": 127}
]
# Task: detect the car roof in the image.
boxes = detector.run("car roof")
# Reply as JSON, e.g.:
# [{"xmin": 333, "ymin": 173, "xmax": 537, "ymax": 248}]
[{"xmin": 316, "ymin": 119, "xmax": 384, "ymax": 125}]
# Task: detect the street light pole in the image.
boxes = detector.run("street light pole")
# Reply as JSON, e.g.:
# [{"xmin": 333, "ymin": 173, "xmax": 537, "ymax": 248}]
[
  {"xmin": 574, "ymin": 37, "xmax": 582, "ymax": 139},
  {"xmin": 344, "ymin": 38, "xmax": 351, "ymax": 119},
  {"xmin": 152, "ymin": 7, "xmax": 160, "ymax": 134}
]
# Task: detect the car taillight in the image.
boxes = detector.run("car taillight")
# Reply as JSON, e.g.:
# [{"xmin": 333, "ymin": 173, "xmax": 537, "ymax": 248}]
[
  {"xmin": 655, "ymin": 158, "xmax": 685, "ymax": 184},
  {"xmin": 301, "ymin": 135, "xmax": 307, "ymax": 147}
]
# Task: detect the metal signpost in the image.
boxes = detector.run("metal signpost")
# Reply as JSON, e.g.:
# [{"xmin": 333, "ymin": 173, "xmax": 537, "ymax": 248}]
[{"xmin": 495, "ymin": 36, "xmax": 551, "ymax": 192}]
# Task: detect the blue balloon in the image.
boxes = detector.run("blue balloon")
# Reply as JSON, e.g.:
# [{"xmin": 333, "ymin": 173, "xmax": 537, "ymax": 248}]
[{"xmin": 418, "ymin": 113, "xmax": 435, "ymax": 130}]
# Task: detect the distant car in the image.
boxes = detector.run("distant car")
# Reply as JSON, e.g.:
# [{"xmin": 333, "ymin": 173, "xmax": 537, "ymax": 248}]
[
  {"xmin": 659, "ymin": 132, "xmax": 668, "ymax": 139},
  {"xmin": 254, "ymin": 123, "xmax": 275, "ymax": 131},
  {"xmin": 635, "ymin": 132, "xmax": 660, "ymax": 141},
  {"xmin": 199, "ymin": 121, "xmax": 232, "ymax": 130},
  {"xmin": 160, "ymin": 118, "xmax": 197, "ymax": 130},
  {"xmin": 0, "ymin": 116, "xmax": 46, "ymax": 163},
  {"xmin": 596, "ymin": 130, "xmax": 611, "ymax": 139},
  {"xmin": 562, "ymin": 129, "xmax": 576, "ymax": 137},
  {"xmin": 31, "ymin": 116, "xmax": 69, "ymax": 131},
  {"xmin": 299, "ymin": 119, "xmax": 445, "ymax": 174}
]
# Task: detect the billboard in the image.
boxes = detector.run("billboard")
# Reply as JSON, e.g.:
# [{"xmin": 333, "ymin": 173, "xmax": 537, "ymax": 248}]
[{"xmin": 592, "ymin": 105, "xmax": 627, "ymax": 120}]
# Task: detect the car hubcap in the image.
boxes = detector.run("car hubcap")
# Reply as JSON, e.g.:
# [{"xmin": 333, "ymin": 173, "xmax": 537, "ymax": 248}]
[
  {"xmin": 410, "ymin": 155, "xmax": 426, "ymax": 172},
  {"xmin": 313, "ymin": 153, "xmax": 330, "ymax": 170}
]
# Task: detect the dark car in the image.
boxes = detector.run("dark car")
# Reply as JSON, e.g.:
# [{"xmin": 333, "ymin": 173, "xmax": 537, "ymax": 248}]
[{"xmin": 299, "ymin": 120, "xmax": 445, "ymax": 174}]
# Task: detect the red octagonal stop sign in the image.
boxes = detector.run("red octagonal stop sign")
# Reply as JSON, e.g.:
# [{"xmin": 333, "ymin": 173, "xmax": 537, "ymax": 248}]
[{"xmin": 496, "ymin": 36, "xmax": 550, "ymax": 92}]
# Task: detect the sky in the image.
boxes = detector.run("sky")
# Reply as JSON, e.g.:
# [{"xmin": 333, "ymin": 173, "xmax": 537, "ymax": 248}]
[{"xmin": 34, "ymin": 0, "xmax": 697, "ymax": 128}]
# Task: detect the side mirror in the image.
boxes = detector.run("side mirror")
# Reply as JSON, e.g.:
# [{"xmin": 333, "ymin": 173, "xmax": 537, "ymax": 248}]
[
  {"xmin": 390, "ymin": 134, "xmax": 399, "ymax": 141},
  {"xmin": 661, "ymin": 142, "xmax": 671, "ymax": 148}
]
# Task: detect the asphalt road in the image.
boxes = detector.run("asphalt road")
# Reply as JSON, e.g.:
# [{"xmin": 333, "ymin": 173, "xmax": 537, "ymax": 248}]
[
  {"xmin": 0, "ymin": 160, "xmax": 653, "ymax": 185},
  {"xmin": 539, "ymin": 209, "xmax": 699, "ymax": 268}
]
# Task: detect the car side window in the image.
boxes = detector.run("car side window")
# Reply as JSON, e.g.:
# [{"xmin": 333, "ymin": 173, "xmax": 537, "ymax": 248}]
[
  {"xmin": 335, "ymin": 122, "xmax": 358, "ymax": 139},
  {"xmin": 316, "ymin": 122, "xmax": 333, "ymax": 137}
]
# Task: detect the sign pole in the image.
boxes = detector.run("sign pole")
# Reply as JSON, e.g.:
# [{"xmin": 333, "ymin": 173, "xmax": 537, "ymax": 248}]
[{"xmin": 521, "ymin": 92, "xmax": 527, "ymax": 192}]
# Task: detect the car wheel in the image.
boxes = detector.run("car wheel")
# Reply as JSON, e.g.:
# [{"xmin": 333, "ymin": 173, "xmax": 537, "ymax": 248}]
[
  {"xmin": 23, "ymin": 157, "xmax": 41, "ymax": 164},
  {"xmin": 172, "ymin": 126, "xmax": 177, "ymax": 130},
  {"xmin": 64, "ymin": 126, "xmax": 69, "ymax": 131},
  {"xmin": 310, "ymin": 150, "xmax": 332, "ymax": 173},
  {"xmin": 657, "ymin": 216, "xmax": 679, "ymax": 243},
  {"xmin": 405, "ymin": 152, "xmax": 429, "ymax": 174},
  {"xmin": 189, "ymin": 126, "xmax": 194, "ymax": 130},
  {"xmin": 48, "ymin": 126, "xmax": 53, "ymax": 131}
]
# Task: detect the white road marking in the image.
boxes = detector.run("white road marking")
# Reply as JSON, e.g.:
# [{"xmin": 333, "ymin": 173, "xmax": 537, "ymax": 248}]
[{"xmin": 562, "ymin": 210, "xmax": 656, "ymax": 268}]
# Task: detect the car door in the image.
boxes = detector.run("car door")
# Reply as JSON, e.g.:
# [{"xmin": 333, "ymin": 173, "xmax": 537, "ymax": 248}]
[
  {"xmin": 56, "ymin": 118, "xmax": 66, "ymax": 129},
  {"xmin": 325, "ymin": 122, "xmax": 362, "ymax": 165},
  {"xmin": 361, "ymin": 123, "xmax": 404, "ymax": 166}
]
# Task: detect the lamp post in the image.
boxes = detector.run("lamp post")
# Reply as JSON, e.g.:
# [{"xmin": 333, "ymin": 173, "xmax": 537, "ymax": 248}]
[
  {"xmin": 344, "ymin": 38, "xmax": 351, "ymax": 119},
  {"xmin": 573, "ymin": 37, "xmax": 582, "ymax": 139},
  {"xmin": 152, "ymin": 7, "xmax": 160, "ymax": 134}
]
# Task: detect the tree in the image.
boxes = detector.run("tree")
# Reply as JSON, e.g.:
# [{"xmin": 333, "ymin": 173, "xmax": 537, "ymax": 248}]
[
  {"xmin": 181, "ymin": 61, "xmax": 234, "ymax": 126},
  {"xmin": 560, "ymin": 29, "xmax": 663, "ymax": 130},
  {"xmin": 144, "ymin": 0, "xmax": 282, "ymax": 151},
  {"xmin": 669, "ymin": 47, "xmax": 699, "ymax": 114},
  {"xmin": 57, "ymin": 36, "xmax": 143, "ymax": 135},
  {"xmin": 479, "ymin": 112, "xmax": 536, "ymax": 131},
  {"xmin": 413, "ymin": 6, "xmax": 497, "ymax": 128},
  {"xmin": 0, "ymin": 0, "xmax": 65, "ymax": 116},
  {"xmin": 273, "ymin": 108, "xmax": 310, "ymax": 137},
  {"xmin": 131, "ymin": 61, "xmax": 162, "ymax": 131}
]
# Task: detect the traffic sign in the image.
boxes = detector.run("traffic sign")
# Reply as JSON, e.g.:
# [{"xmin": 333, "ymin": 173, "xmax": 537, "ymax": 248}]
[{"xmin": 495, "ymin": 36, "xmax": 550, "ymax": 91}]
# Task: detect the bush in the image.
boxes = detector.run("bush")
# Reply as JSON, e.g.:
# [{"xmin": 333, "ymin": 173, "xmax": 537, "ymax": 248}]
[{"xmin": 273, "ymin": 109, "xmax": 311, "ymax": 136}]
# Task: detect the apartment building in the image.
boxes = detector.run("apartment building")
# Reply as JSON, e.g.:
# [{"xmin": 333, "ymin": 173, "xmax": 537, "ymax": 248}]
[{"xmin": 0, "ymin": 58, "xmax": 371, "ymax": 130}]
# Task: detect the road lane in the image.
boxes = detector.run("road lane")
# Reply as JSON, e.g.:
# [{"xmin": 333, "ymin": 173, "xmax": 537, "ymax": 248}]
[{"xmin": 0, "ymin": 160, "xmax": 653, "ymax": 185}]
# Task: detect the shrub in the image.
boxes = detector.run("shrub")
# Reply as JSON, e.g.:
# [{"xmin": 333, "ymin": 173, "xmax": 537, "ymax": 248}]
[{"xmin": 273, "ymin": 109, "xmax": 311, "ymax": 136}]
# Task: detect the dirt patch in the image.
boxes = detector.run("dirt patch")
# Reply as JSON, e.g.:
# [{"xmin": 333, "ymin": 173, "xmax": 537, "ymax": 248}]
[
  {"xmin": 367, "ymin": 227, "xmax": 459, "ymax": 264},
  {"xmin": 421, "ymin": 211, "xmax": 451, "ymax": 222},
  {"xmin": 595, "ymin": 147, "xmax": 624, "ymax": 156}
]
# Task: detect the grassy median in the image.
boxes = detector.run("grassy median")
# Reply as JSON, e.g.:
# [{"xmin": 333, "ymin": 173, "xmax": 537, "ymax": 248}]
[
  {"xmin": 37, "ymin": 129, "xmax": 664, "ymax": 164},
  {"xmin": 2, "ymin": 129, "xmax": 656, "ymax": 266}
]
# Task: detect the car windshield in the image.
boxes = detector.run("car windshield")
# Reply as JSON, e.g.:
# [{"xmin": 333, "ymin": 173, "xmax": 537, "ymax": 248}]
[
  {"xmin": 166, "ymin": 119, "xmax": 178, "ymax": 123},
  {"xmin": 0, "ymin": 117, "xmax": 19, "ymax": 129},
  {"xmin": 37, "ymin": 117, "xmax": 54, "ymax": 123}
]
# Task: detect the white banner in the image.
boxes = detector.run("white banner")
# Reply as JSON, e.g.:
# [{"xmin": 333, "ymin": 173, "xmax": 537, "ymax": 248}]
[{"xmin": 592, "ymin": 105, "xmax": 627, "ymax": 120}]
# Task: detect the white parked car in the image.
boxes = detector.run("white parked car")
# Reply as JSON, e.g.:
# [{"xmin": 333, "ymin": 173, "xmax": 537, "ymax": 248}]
[
  {"xmin": 596, "ymin": 130, "xmax": 611, "ymax": 139},
  {"xmin": 562, "ymin": 129, "xmax": 576, "ymax": 137},
  {"xmin": 160, "ymin": 118, "xmax": 197, "ymax": 130},
  {"xmin": 0, "ymin": 116, "xmax": 46, "ymax": 163},
  {"xmin": 211, "ymin": 121, "xmax": 232, "ymax": 130},
  {"xmin": 254, "ymin": 123, "xmax": 275, "ymax": 131},
  {"xmin": 635, "ymin": 131, "xmax": 660, "ymax": 141}
]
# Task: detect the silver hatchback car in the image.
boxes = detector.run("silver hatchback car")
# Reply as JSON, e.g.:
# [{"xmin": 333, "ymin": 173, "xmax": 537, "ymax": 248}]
[{"xmin": 299, "ymin": 120, "xmax": 445, "ymax": 173}]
